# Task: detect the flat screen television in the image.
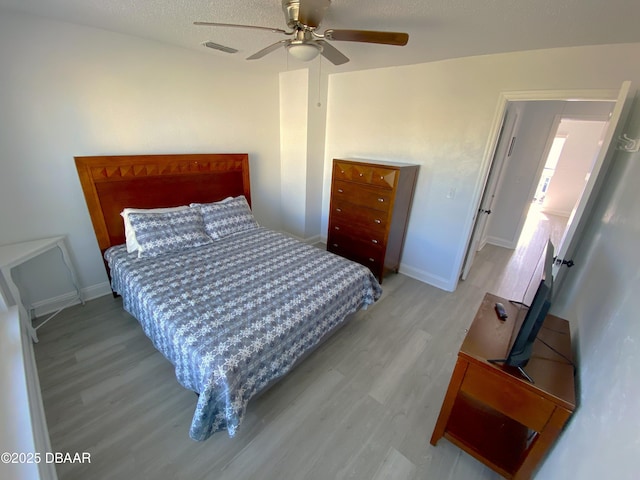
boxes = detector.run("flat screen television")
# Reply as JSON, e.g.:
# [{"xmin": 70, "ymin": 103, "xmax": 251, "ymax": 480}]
[{"xmin": 490, "ymin": 239, "xmax": 554, "ymax": 383}]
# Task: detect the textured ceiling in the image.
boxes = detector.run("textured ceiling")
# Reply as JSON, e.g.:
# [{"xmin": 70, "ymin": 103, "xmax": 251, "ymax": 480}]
[{"xmin": 1, "ymin": 0, "xmax": 640, "ymax": 73}]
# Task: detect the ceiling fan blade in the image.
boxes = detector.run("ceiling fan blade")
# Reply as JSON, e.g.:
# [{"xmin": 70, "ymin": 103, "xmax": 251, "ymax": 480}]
[
  {"xmin": 298, "ymin": 0, "xmax": 331, "ymax": 28},
  {"xmin": 317, "ymin": 40, "xmax": 349, "ymax": 66},
  {"xmin": 324, "ymin": 29, "xmax": 409, "ymax": 46},
  {"xmin": 194, "ymin": 21, "xmax": 290, "ymax": 35},
  {"xmin": 247, "ymin": 39, "xmax": 291, "ymax": 60}
]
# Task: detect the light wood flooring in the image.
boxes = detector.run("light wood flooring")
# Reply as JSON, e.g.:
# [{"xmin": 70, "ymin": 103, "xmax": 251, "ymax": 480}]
[
  {"xmin": 485, "ymin": 205, "xmax": 568, "ymax": 302},
  {"xmin": 34, "ymin": 210, "xmax": 566, "ymax": 480}
]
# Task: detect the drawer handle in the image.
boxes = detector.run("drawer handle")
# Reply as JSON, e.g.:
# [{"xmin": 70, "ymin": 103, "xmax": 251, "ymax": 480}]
[
  {"xmin": 374, "ymin": 219, "xmax": 381, "ymax": 224},
  {"xmin": 334, "ymin": 226, "xmax": 340, "ymax": 230},
  {"xmin": 369, "ymin": 258, "xmax": 375, "ymax": 262},
  {"xmin": 371, "ymin": 239, "xmax": 378, "ymax": 244},
  {"xmin": 338, "ymin": 188, "xmax": 344, "ymax": 193},
  {"xmin": 380, "ymin": 176, "xmax": 384, "ymax": 179},
  {"xmin": 336, "ymin": 208, "xmax": 342, "ymax": 212},
  {"xmin": 340, "ymin": 170, "xmax": 345, "ymax": 174},
  {"xmin": 359, "ymin": 173, "xmax": 364, "ymax": 177},
  {"xmin": 332, "ymin": 243, "xmax": 339, "ymax": 247},
  {"xmin": 378, "ymin": 198, "xmax": 384, "ymax": 202}
]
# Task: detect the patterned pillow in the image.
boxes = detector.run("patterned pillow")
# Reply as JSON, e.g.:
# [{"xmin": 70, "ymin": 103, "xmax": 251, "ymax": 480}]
[
  {"xmin": 128, "ymin": 208, "xmax": 213, "ymax": 257},
  {"xmin": 121, "ymin": 205, "xmax": 188, "ymax": 253},
  {"xmin": 191, "ymin": 195, "xmax": 258, "ymax": 240}
]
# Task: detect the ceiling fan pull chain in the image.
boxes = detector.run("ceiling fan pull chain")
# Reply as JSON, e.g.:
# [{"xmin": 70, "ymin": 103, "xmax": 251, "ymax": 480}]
[{"xmin": 317, "ymin": 53, "xmax": 322, "ymax": 107}]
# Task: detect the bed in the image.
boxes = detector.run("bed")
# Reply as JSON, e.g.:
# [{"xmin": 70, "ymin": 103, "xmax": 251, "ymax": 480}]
[{"xmin": 74, "ymin": 153, "xmax": 382, "ymax": 440}]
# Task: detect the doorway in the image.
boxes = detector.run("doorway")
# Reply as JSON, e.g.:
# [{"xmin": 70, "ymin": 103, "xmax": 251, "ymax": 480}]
[
  {"xmin": 460, "ymin": 82, "xmax": 632, "ymax": 292},
  {"xmin": 510, "ymin": 114, "xmax": 611, "ymax": 250}
]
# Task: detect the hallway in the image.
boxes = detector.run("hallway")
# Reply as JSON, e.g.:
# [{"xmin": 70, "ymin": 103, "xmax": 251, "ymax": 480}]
[{"xmin": 468, "ymin": 204, "xmax": 568, "ymax": 302}]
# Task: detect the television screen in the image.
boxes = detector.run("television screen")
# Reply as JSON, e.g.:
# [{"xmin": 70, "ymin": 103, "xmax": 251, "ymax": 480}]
[
  {"xmin": 505, "ymin": 280, "xmax": 551, "ymax": 368},
  {"xmin": 497, "ymin": 239, "xmax": 554, "ymax": 381}
]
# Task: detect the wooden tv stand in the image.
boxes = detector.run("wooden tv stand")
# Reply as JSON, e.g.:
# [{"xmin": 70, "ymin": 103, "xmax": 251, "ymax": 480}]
[{"xmin": 430, "ymin": 293, "xmax": 576, "ymax": 479}]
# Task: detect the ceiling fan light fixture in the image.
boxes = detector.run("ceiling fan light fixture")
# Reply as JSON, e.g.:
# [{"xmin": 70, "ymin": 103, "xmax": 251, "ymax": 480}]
[{"xmin": 287, "ymin": 41, "xmax": 322, "ymax": 62}]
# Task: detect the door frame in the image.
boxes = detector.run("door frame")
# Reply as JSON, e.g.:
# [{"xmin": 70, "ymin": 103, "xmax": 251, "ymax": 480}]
[{"xmin": 458, "ymin": 84, "xmax": 631, "ymax": 285}]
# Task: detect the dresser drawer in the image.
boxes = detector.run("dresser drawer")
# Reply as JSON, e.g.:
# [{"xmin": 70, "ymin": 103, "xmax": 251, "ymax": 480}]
[
  {"xmin": 327, "ymin": 238, "xmax": 384, "ymax": 276},
  {"xmin": 460, "ymin": 362, "xmax": 555, "ymax": 432},
  {"xmin": 332, "ymin": 180, "xmax": 392, "ymax": 212},
  {"xmin": 333, "ymin": 162, "xmax": 397, "ymax": 190},
  {"xmin": 331, "ymin": 200, "xmax": 389, "ymax": 233},
  {"xmin": 333, "ymin": 161, "xmax": 355, "ymax": 182},
  {"xmin": 370, "ymin": 167, "xmax": 397, "ymax": 189},
  {"xmin": 328, "ymin": 222, "xmax": 387, "ymax": 250}
]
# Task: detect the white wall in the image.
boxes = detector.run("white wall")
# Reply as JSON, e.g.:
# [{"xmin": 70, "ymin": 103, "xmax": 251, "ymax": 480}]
[
  {"xmin": 304, "ymin": 60, "xmax": 329, "ymax": 241},
  {"xmin": 543, "ymin": 119, "xmax": 609, "ymax": 217},
  {"xmin": 0, "ymin": 11, "xmax": 281, "ymax": 304},
  {"xmin": 323, "ymin": 44, "xmax": 640, "ymax": 291},
  {"xmin": 279, "ymin": 62, "xmax": 329, "ymax": 243},
  {"xmin": 540, "ymin": 106, "xmax": 640, "ymax": 480},
  {"xmin": 0, "ymin": 308, "xmax": 40, "ymax": 480},
  {"xmin": 279, "ymin": 69, "xmax": 309, "ymax": 239}
]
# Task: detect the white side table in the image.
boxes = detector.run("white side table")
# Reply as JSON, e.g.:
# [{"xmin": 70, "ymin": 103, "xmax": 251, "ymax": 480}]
[{"xmin": 0, "ymin": 236, "xmax": 84, "ymax": 342}]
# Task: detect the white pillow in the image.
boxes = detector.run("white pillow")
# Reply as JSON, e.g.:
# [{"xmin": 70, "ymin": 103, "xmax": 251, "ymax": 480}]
[{"xmin": 121, "ymin": 206, "xmax": 188, "ymax": 253}]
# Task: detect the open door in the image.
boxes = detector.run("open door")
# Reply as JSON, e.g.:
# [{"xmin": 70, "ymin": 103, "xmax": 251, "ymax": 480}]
[
  {"xmin": 552, "ymin": 81, "xmax": 633, "ymax": 294},
  {"xmin": 460, "ymin": 108, "xmax": 520, "ymax": 280},
  {"xmin": 460, "ymin": 81, "xmax": 633, "ymax": 286}
]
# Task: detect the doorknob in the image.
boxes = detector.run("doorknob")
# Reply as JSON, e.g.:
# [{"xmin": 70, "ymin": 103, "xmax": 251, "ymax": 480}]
[{"xmin": 554, "ymin": 257, "xmax": 575, "ymax": 268}]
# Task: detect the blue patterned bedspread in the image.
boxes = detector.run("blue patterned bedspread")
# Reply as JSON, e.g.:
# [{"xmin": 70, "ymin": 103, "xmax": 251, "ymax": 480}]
[{"xmin": 104, "ymin": 227, "xmax": 382, "ymax": 440}]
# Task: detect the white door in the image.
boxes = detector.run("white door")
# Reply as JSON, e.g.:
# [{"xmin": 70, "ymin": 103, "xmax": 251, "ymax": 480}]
[
  {"xmin": 552, "ymin": 81, "xmax": 633, "ymax": 293},
  {"xmin": 460, "ymin": 107, "xmax": 519, "ymax": 280}
]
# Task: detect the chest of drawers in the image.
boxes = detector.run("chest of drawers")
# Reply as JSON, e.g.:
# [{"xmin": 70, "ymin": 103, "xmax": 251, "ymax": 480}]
[{"xmin": 327, "ymin": 159, "xmax": 419, "ymax": 283}]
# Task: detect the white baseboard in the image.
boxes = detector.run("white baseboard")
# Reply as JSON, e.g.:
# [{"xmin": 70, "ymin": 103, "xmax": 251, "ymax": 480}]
[
  {"xmin": 398, "ymin": 263, "xmax": 455, "ymax": 292},
  {"xmin": 485, "ymin": 236, "xmax": 517, "ymax": 249},
  {"xmin": 281, "ymin": 230, "xmax": 322, "ymax": 246},
  {"xmin": 30, "ymin": 282, "xmax": 112, "ymax": 319},
  {"xmin": 304, "ymin": 234, "xmax": 322, "ymax": 245},
  {"xmin": 540, "ymin": 208, "xmax": 571, "ymax": 218},
  {"xmin": 321, "ymin": 233, "xmax": 455, "ymax": 291}
]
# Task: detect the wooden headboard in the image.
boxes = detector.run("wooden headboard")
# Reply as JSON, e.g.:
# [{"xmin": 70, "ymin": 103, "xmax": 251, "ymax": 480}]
[{"xmin": 75, "ymin": 153, "xmax": 251, "ymax": 253}]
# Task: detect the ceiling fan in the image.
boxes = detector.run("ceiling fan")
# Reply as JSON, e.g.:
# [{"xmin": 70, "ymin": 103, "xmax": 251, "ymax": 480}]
[{"xmin": 195, "ymin": 0, "xmax": 409, "ymax": 65}]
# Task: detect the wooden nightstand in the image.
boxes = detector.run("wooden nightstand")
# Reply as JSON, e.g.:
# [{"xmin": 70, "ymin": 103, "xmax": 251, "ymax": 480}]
[{"xmin": 430, "ymin": 293, "xmax": 576, "ymax": 479}]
